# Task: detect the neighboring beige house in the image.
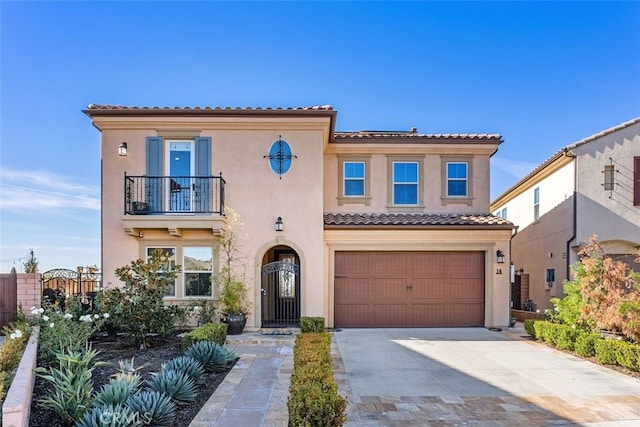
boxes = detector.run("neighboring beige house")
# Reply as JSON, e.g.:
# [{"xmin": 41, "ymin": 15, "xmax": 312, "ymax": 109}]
[
  {"xmin": 84, "ymin": 104, "xmax": 515, "ymax": 329},
  {"xmin": 491, "ymin": 117, "xmax": 640, "ymax": 312}
]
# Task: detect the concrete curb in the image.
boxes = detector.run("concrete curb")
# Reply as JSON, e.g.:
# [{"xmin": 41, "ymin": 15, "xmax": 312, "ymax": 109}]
[{"xmin": 2, "ymin": 326, "xmax": 39, "ymax": 427}]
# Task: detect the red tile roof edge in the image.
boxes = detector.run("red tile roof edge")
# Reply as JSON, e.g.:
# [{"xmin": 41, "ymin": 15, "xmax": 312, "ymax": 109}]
[{"xmin": 324, "ymin": 212, "xmax": 515, "ymax": 228}]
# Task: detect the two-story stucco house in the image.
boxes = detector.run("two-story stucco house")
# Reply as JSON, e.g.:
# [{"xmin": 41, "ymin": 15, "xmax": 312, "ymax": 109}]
[
  {"xmin": 491, "ymin": 117, "xmax": 640, "ymax": 313},
  {"xmin": 84, "ymin": 104, "xmax": 515, "ymax": 330}
]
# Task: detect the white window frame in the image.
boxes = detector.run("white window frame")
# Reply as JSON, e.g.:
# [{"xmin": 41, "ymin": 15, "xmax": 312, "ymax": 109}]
[
  {"xmin": 343, "ymin": 161, "xmax": 366, "ymax": 197},
  {"xmin": 392, "ymin": 161, "xmax": 419, "ymax": 206},
  {"xmin": 533, "ymin": 187, "xmax": 540, "ymax": 221},
  {"xmin": 337, "ymin": 155, "xmax": 371, "ymax": 205},
  {"xmin": 164, "ymin": 139, "xmax": 195, "ymax": 214},
  {"xmin": 183, "ymin": 246, "xmax": 214, "ymax": 298},
  {"xmin": 446, "ymin": 161, "xmax": 468, "ymax": 197}
]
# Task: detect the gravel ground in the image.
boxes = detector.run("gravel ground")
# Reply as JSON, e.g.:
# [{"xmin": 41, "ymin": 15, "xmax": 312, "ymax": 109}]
[{"xmin": 29, "ymin": 332, "xmax": 232, "ymax": 426}]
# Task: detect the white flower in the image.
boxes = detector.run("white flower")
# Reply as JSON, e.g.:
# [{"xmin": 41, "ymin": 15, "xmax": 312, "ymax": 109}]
[
  {"xmin": 9, "ymin": 330, "xmax": 22, "ymax": 340},
  {"xmin": 49, "ymin": 323, "xmax": 55, "ymax": 328},
  {"xmin": 38, "ymin": 308, "xmax": 44, "ymax": 314},
  {"xmin": 94, "ymin": 314, "xmax": 100, "ymax": 319},
  {"xmin": 10, "ymin": 333, "xmax": 16, "ymax": 339},
  {"xmin": 42, "ymin": 315, "xmax": 50, "ymax": 321},
  {"xmin": 79, "ymin": 315, "xmax": 92, "ymax": 322},
  {"xmin": 63, "ymin": 313, "xmax": 73, "ymax": 319},
  {"xmin": 30, "ymin": 306, "xmax": 36, "ymax": 311},
  {"xmin": 103, "ymin": 313, "xmax": 110, "ymax": 319}
]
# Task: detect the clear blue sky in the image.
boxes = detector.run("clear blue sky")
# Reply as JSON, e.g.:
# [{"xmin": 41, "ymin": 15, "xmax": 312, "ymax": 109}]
[{"xmin": 1, "ymin": 1, "xmax": 639, "ymax": 273}]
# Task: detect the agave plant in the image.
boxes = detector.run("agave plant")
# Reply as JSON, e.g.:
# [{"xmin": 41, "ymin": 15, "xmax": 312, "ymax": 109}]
[
  {"xmin": 34, "ymin": 346, "xmax": 107, "ymax": 425},
  {"xmin": 185, "ymin": 341, "xmax": 229, "ymax": 373},
  {"xmin": 94, "ymin": 376, "xmax": 140, "ymax": 407},
  {"xmin": 76, "ymin": 403, "xmax": 141, "ymax": 427},
  {"xmin": 220, "ymin": 345, "xmax": 238, "ymax": 364},
  {"xmin": 161, "ymin": 355, "xmax": 205, "ymax": 386},
  {"xmin": 126, "ymin": 390, "xmax": 176, "ymax": 426},
  {"xmin": 146, "ymin": 368, "xmax": 197, "ymax": 405}
]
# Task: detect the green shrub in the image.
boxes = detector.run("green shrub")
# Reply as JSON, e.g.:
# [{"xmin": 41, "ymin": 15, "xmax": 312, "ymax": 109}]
[
  {"xmin": 524, "ymin": 319, "xmax": 537, "ymax": 339},
  {"xmin": 595, "ymin": 339, "xmax": 619, "ymax": 366},
  {"xmin": 300, "ymin": 316, "xmax": 326, "ymax": 333},
  {"xmin": 35, "ymin": 346, "xmax": 107, "ymax": 425},
  {"xmin": 551, "ymin": 324, "xmax": 580, "ymax": 351},
  {"xmin": 183, "ymin": 322, "xmax": 227, "ymax": 348},
  {"xmin": 533, "ymin": 321, "xmax": 551, "ymax": 344},
  {"xmin": 184, "ymin": 341, "xmax": 230, "ymax": 373},
  {"xmin": 97, "ymin": 249, "xmax": 188, "ymax": 349},
  {"xmin": 575, "ymin": 333, "xmax": 601, "ymax": 358},
  {"xmin": 146, "ymin": 368, "xmax": 197, "ymax": 406},
  {"xmin": 615, "ymin": 341, "xmax": 640, "ymax": 371},
  {"xmin": 126, "ymin": 390, "xmax": 176, "ymax": 426},
  {"xmin": 0, "ymin": 371, "xmax": 7, "ymax": 403},
  {"xmin": 76, "ymin": 403, "xmax": 142, "ymax": 427},
  {"xmin": 162, "ymin": 356, "xmax": 205, "ymax": 386},
  {"xmin": 94, "ymin": 376, "xmax": 140, "ymax": 407},
  {"xmin": 287, "ymin": 332, "xmax": 346, "ymax": 426}
]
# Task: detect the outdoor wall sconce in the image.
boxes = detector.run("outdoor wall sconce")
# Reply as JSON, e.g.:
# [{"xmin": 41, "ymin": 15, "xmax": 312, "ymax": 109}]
[
  {"xmin": 118, "ymin": 142, "xmax": 128, "ymax": 156},
  {"xmin": 496, "ymin": 250, "xmax": 505, "ymax": 264},
  {"xmin": 275, "ymin": 216, "xmax": 284, "ymax": 232}
]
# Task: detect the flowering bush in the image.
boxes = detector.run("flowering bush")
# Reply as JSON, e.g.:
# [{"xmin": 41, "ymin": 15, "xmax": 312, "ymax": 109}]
[{"xmin": 33, "ymin": 302, "xmax": 108, "ymax": 362}]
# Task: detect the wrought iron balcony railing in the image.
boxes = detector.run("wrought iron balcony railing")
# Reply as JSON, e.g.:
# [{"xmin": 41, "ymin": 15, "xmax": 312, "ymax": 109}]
[{"xmin": 124, "ymin": 174, "xmax": 225, "ymax": 215}]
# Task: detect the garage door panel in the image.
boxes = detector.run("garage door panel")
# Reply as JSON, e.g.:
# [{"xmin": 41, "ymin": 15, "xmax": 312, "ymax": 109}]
[
  {"xmin": 335, "ymin": 304, "xmax": 369, "ymax": 327},
  {"xmin": 335, "ymin": 252, "xmax": 370, "ymax": 274},
  {"xmin": 371, "ymin": 253, "xmax": 407, "ymax": 275},
  {"xmin": 410, "ymin": 253, "xmax": 446, "ymax": 274},
  {"xmin": 411, "ymin": 303, "xmax": 446, "ymax": 325},
  {"xmin": 335, "ymin": 278, "xmax": 369, "ymax": 300},
  {"xmin": 372, "ymin": 304, "xmax": 407, "ymax": 326},
  {"xmin": 411, "ymin": 278, "xmax": 446, "ymax": 299},
  {"xmin": 372, "ymin": 278, "xmax": 407, "ymax": 299},
  {"xmin": 334, "ymin": 251, "xmax": 485, "ymax": 327}
]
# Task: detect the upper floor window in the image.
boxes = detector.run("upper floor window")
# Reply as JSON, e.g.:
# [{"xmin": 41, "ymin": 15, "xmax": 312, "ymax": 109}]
[
  {"xmin": 393, "ymin": 162, "xmax": 419, "ymax": 205},
  {"xmin": 446, "ymin": 162, "xmax": 468, "ymax": 197},
  {"xmin": 184, "ymin": 247, "xmax": 213, "ymax": 297},
  {"xmin": 533, "ymin": 187, "xmax": 540, "ymax": 221},
  {"xmin": 500, "ymin": 207, "xmax": 507, "ymax": 219},
  {"xmin": 603, "ymin": 163, "xmax": 615, "ymax": 191},
  {"xmin": 337, "ymin": 155, "xmax": 371, "ymax": 206},
  {"xmin": 440, "ymin": 155, "xmax": 474, "ymax": 206},
  {"xmin": 344, "ymin": 162, "xmax": 365, "ymax": 196}
]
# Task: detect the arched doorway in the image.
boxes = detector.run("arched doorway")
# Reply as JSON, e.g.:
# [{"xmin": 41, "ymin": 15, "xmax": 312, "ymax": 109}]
[{"xmin": 261, "ymin": 245, "xmax": 301, "ymax": 327}]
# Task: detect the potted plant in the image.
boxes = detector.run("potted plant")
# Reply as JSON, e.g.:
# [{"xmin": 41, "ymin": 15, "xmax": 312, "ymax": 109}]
[{"xmin": 216, "ymin": 207, "xmax": 252, "ymax": 335}]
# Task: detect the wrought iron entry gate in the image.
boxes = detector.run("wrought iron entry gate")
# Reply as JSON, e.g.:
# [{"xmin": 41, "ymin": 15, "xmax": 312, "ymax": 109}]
[
  {"xmin": 41, "ymin": 268, "xmax": 102, "ymax": 311},
  {"xmin": 261, "ymin": 261, "xmax": 300, "ymax": 327}
]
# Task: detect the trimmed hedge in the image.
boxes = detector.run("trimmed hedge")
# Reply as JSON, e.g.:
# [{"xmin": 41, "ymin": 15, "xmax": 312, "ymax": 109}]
[
  {"xmin": 300, "ymin": 317, "xmax": 325, "ymax": 333},
  {"xmin": 288, "ymin": 332, "xmax": 346, "ymax": 426},
  {"xmin": 524, "ymin": 319, "xmax": 537, "ymax": 339},
  {"xmin": 575, "ymin": 333, "xmax": 601, "ymax": 358},
  {"xmin": 183, "ymin": 322, "xmax": 227, "ymax": 348},
  {"xmin": 528, "ymin": 320, "xmax": 640, "ymax": 372}
]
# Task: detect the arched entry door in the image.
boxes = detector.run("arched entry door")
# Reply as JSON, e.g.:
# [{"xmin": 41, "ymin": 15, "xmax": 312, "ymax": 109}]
[{"xmin": 261, "ymin": 246, "xmax": 300, "ymax": 327}]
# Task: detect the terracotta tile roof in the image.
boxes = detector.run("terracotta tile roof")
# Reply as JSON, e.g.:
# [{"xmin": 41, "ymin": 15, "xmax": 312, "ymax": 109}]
[
  {"xmin": 324, "ymin": 212, "xmax": 515, "ymax": 229},
  {"xmin": 334, "ymin": 130, "xmax": 502, "ymax": 143},
  {"xmin": 85, "ymin": 104, "xmax": 334, "ymax": 111}
]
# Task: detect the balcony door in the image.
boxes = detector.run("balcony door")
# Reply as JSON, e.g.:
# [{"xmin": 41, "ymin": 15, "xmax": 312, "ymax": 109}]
[{"xmin": 165, "ymin": 140, "xmax": 194, "ymax": 213}]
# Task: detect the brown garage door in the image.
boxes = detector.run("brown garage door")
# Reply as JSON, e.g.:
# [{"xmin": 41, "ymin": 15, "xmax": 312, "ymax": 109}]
[{"xmin": 334, "ymin": 251, "xmax": 485, "ymax": 327}]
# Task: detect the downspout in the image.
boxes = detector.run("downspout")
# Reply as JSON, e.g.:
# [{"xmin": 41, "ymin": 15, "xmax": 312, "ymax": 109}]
[{"xmin": 563, "ymin": 147, "xmax": 578, "ymax": 283}]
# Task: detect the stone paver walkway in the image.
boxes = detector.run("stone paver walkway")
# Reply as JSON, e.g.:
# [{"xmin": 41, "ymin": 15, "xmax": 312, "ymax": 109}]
[{"xmin": 189, "ymin": 332, "xmax": 295, "ymax": 427}]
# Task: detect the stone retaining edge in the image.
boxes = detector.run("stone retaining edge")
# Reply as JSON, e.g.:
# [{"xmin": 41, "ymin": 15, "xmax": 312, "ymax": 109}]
[{"xmin": 2, "ymin": 326, "xmax": 39, "ymax": 427}]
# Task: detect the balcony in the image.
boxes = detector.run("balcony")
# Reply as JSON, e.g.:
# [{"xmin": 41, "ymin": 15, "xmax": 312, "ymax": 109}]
[{"xmin": 122, "ymin": 174, "xmax": 225, "ymax": 237}]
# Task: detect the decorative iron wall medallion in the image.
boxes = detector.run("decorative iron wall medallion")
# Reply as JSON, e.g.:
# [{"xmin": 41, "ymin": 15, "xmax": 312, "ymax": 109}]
[{"xmin": 264, "ymin": 136, "xmax": 296, "ymax": 178}]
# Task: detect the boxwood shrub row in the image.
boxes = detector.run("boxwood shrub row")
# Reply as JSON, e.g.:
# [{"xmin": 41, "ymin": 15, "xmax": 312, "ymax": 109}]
[
  {"xmin": 525, "ymin": 320, "xmax": 640, "ymax": 371},
  {"xmin": 182, "ymin": 322, "xmax": 228, "ymax": 348},
  {"xmin": 287, "ymin": 331, "xmax": 346, "ymax": 426}
]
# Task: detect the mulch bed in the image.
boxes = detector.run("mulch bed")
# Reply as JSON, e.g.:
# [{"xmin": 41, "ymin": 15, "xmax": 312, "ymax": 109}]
[{"xmin": 29, "ymin": 332, "xmax": 232, "ymax": 426}]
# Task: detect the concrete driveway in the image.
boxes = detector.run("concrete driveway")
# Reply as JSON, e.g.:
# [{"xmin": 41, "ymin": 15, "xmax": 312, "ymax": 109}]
[{"xmin": 333, "ymin": 327, "xmax": 640, "ymax": 426}]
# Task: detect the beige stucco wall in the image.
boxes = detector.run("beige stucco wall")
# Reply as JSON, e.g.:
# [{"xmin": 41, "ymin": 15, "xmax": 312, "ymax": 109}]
[
  {"xmin": 323, "ymin": 228, "xmax": 514, "ymax": 328},
  {"xmin": 98, "ymin": 116, "xmax": 331, "ymax": 330},
  {"xmin": 510, "ymin": 195, "xmax": 574, "ymax": 311},
  {"xmin": 572, "ymin": 121, "xmax": 640, "ymax": 262},
  {"xmin": 324, "ymin": 145, "xmax": 494, "ymax": 213}
]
